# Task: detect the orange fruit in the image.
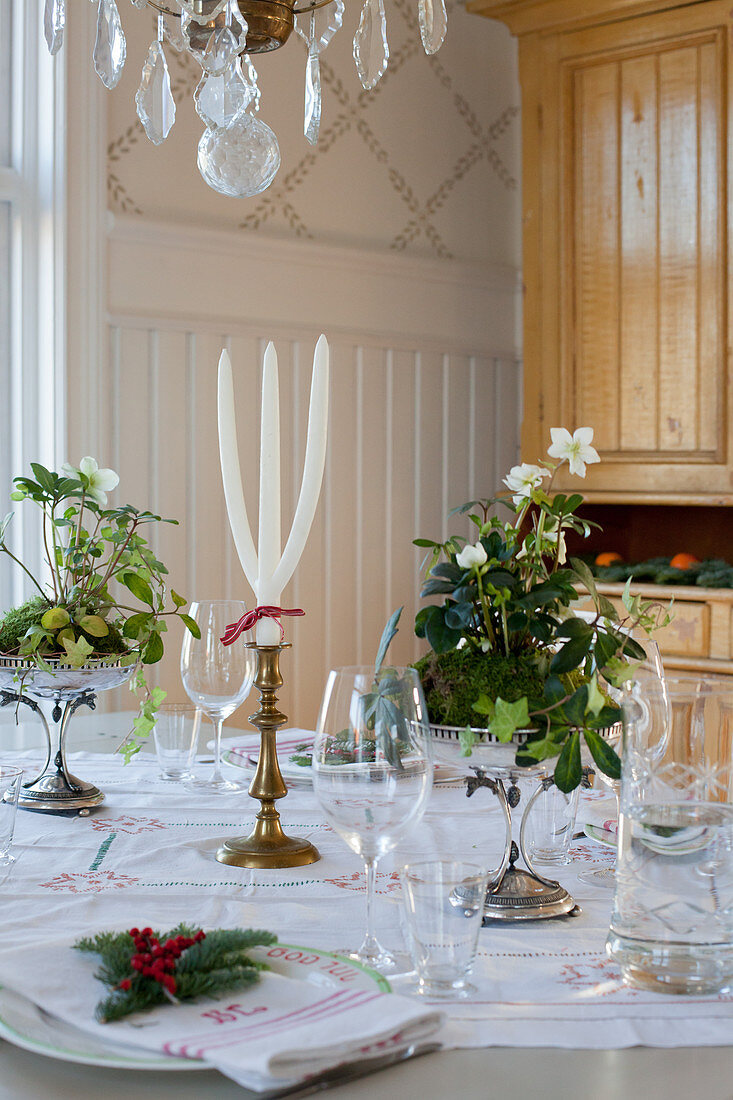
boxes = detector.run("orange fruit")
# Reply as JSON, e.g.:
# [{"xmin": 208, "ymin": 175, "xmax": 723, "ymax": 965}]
[
  {"xmin": 595, "ymin": 551, "xmax": 623, "ymax": 567},
  {"xmin": 670, "ymin": 552, "xmax": 700, "ymax": 570}
]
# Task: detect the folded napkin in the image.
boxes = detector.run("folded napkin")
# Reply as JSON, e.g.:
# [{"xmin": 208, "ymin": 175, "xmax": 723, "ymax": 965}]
[
  {"xmin": 0, "ymin": 940, "xmax": 444, "ymax": 1092},
  {"xmin": 577, "ymin": 796, "xmax": 618, "ymax": 837}
]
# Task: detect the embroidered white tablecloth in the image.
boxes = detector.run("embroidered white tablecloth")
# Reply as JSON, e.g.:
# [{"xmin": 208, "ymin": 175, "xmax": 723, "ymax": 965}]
[{"xmin": 1, "ymin": 744, "xmax": 731, "ymax": 1051}]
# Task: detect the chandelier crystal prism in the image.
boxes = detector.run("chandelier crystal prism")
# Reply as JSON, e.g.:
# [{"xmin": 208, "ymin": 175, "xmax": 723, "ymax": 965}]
[{"xmin": 45, "ymin": 0, "xmax": 447, "ymax": 198}]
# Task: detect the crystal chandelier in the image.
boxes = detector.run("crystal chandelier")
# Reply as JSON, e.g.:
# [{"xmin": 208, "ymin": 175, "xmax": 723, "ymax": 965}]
[{"xmin": 43, "ymin": 0, "xmax": 448, "ymax": 197}]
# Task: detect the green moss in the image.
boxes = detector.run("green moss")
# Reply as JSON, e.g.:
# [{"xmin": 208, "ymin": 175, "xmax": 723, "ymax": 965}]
[
  {"xmin": 0, "ymin": 596, "xmax": 50, "ymax": 653},
  {"xmin": 0, "ymin": 596, "xmax": 129, "ymax": 657},
  {"xmin": 414, "ymin": 646, "xmax": 548, "ymax": 728}
]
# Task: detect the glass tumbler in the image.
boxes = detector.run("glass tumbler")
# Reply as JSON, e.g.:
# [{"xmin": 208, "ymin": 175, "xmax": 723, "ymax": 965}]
[
  {"xmin": 607, "ymin": 677, "xmax": 733, "ymax": 994},
  {"xmin": 521, "ymin": 776, "xmax": 581, "ymax": 865},
  {"xmin": 399, "ymin": 860, "xmax": 488, "ymax": 999},
  {"xmin": 153, "ymin": 705, "xmax": 201, "ymax": 781},
  {"xmin": 0, "ymin": 765, "xmax": 23, "ymax": 865}
]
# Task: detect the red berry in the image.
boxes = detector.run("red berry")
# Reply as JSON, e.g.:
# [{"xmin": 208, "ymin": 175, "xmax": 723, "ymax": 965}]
[
  {"xmin": 131, "ymin": 958, "xmax": 143, "ymax": 971},
  {"xmin": 118, "ymin": 978, "xmax": 132, "ymax": 991},
  {"xmin": 141, "ymin": 927, "xmax": 153, "ymax": 937},
  {"xmin": 128, "ymin": 928, "xmax": 139, "ymax": 937},
  {"xmin": 162, "ymin": 976, "xmax": 176, "ymax": 994}
]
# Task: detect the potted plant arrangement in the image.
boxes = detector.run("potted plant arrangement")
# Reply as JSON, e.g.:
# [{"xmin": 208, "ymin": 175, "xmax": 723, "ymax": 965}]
[
  {"xmin": 0, "ymin": 457, "xmax": 199, "ymax": 810},
  {"xmin": 413, "ymin": 427, "xmax": 670, "ymax": 792}
]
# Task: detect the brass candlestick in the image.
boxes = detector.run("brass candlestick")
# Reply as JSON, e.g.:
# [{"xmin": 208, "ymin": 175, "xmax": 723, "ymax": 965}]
[{"xmin": 216, "ymin": 643, "xmax": 320, "ymax": 869}]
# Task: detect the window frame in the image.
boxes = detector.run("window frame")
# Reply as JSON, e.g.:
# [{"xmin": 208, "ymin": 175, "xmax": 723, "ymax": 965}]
[{"xmin": 0, "ymin": 0, "xmax": 66, "ymax": 611}]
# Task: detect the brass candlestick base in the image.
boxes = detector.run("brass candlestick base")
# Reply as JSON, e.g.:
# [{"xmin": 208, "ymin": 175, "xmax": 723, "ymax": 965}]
[{"xmin": 216, "ymin": 643, "xmax": 320, "ymax": 869}]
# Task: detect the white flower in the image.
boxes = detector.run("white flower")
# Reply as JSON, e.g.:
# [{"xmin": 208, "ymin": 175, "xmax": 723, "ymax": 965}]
[
  {"xmin": 547, "ymin": 427, "xmax": 600, "ymax": 478},
  {"xmin": 503, "ymin": 463, "xmax": 550, "ymax": 505},
  {"xmin": 543, "ymin": 524, "xmax": 567, "ymax": 565},
  {"xmin": 456, "ymin": 542, "xmax": 488, "ymax": 570},
  {"xmin": 62, "ymin": 456, "xmax": 120, "ymax": 506}
]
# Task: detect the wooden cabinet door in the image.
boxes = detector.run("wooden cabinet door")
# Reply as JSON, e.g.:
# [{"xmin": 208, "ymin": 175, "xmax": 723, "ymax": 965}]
[{"xmin": 521, "ymin": 2, "xmax": 733, "ymax": 502}]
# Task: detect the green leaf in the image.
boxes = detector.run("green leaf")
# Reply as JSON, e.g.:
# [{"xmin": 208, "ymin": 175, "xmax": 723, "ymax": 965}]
[
  {"xmin": 41, "ymin": 607, "xmax": 71, "ymax": 631},
  {"xmin": 516, "ymin": 734, "xmax": 563, "ymax": 765},
  {"xmin": 61, "ymin": 634, "xmax": 95, "ymax": 668},
  {"xmin": 179, "ymin": 613, "xmax": 201, "ymax": 640},
  {"xmin": 78, "ymin": 615, "xmax": 109, "ymax": 639},
  {"xmin": 424, "ymin": 612, "xmax": 463, "ymax": 654},
  {"xmin": 121, "ymin": 572, "xmax": 155, "ymax": 607},
  {"xmin": 142, "ymin": 632, "xmax": 164, "ymax": 664},
  {"xmin": 30, "ymin": 463, "xmax": 54, "ymax": 493},
  {"xmin": 489, "ymin": 696, "xmax": 530, "ymax": 742},
  {"xmin": 586, "ymin": 674, "xmax": 605, "ymax": 717},
  {"xmin": 562, "ymin": 685, "xmax": 588, "ymax": 727},
  {"xmin": 583, "ymin": 728, "xmax": 621, "ymax": 781},
  {"xmin": 122, "ymin": 613, "xmax": 153, "ymax": 640},
  {"xmin": 0, "ymin": 512, "xmax": 13, "ymax": 542},
  {"xmin": 170, "ymin": 589, "xmax": 187, "ymax": 609},
  {"xmin": 597, "ymin": 595, "xmax": 619, "ymax": 621},
  {"xmin": 459, "ymin": 726, "xmax": 477, "ymax": 756},
  {"xmin": 375, "ymin": 606, "xmax": 403, "ymax": 675},
  {"xmin": 570, "ymin": 556, "xmax": 598, "ymax": 601},
  {"xmin": 554, "ymin": 730, "xmax": 582, "ymax": 792},
  {"xmin": 550, "ymin": 635, "xmax": 590, "ymax": 674},
  {"xmin": 471, "ymin": 693, "xmax": 495, "ymax": 718},
  {"xmin": 543, "ymin": 675, "xmax": 567, "ymax": 706}
]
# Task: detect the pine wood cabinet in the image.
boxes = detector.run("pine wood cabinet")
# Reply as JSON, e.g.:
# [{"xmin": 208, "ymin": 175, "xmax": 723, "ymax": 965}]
[{"xmin": 472, "ymin": 0, "xmax": 733, "ymax": 503}]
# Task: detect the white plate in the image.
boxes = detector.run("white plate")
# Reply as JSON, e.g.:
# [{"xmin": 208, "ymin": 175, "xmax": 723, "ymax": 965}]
[
  {"xmin": 0, "ymin": 943, "xmax": 389, "ymax": 1071},
  {"xmin": 222, "ymin": 735, "xmax": 464, "ymax": 786},
  {"xmin": 584, "ymin": 823, "xmax": 617, "ymax": 849}
]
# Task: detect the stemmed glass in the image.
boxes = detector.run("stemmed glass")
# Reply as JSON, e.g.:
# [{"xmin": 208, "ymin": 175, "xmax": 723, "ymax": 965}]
[
  {"xmin": 312, "ymin": 666, "xmax": 433, "ymax": 971},
  {"xmin": 579, "ymin": 637, "xmax": 667, "ymax": 887},
  {"xmin": 180, "ymin": 600, "xmax": 256, "ymax": 794}
]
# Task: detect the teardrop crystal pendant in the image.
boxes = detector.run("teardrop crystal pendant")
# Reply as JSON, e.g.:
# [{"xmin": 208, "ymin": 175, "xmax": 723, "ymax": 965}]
[
  {"xmin": 242, "ymin": 55, "xmax": 261, "ymax": 114},
  {"xmin": 353, "ymin": 0, "xmax": 389, "ymax": 91},
  {"xmin": 94, "ymin": 0, "xmax": 126, "ymax": 90},
  {"xmin": 194, "ymin": 57, "xmax": 253, "ymax": 128},
  {"xmin": 418, "ymin": 0, "xmax": 447, "ymax": 55},
  {"xmin": 201, "ymin": 26, "xmax": 241, "ymax": 76},
  {"xmin": 44, "ymin": 0, "xmax": 65, "ymax": 56},
  {"xmin": 304, "ymin": 46, "xmax": 321, "ymax": 146},
  {"xmin": 136, "ymin": 40, "xmax": 176, "ymax": 145},
  {"xmin": 197, "ymin": 115, "xmax": 280, "ymax": 197},
  {"xmin": 294, "ymin": 0, "xmax": 344, "ymax": 52}
]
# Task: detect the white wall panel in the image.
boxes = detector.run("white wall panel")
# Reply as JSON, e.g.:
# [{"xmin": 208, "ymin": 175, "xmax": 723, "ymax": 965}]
[{"xmin": 103, "ymin": 222, "xmax": 521, "ymax": 729}]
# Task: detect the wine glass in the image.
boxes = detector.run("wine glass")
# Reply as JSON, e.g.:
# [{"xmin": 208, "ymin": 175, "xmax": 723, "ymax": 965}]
[
  {"xmin": 312, "ymin": 666, "xmax": 433, "ymax": 972},
  {"xmin": 579, "ymin": 637, "xmax": 667, "ymax": 887},
  {"xmin": 180, "ymin": 600, "xmax": 256, "ymax": 794}
]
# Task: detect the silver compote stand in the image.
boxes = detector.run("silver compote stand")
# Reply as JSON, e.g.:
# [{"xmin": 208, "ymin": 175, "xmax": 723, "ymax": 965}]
[
  {"xmin": 432, "ymin": 723, "xmax": 619, "ymax": 921},
  {"xmin": 0, "ymin": 656, "xmax": 135, "ymax": 814}
]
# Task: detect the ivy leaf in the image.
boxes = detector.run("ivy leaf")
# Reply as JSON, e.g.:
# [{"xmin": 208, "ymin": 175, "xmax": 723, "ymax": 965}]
[
  {"xmin": 472, "ymin": 693, "xmax": 495, "ymax": 718},
  {"xmin": 562, "ymin": 685, "xmax": 588, "ymax": 727},
  {"xmin": 170, "ymin": 589, "xmax": 187, "ymax": 609},
  {"xmin": 123, "ymin": 613, "xmax": 154, "ymax": 640},
  {"xmin": 121, "ymin": 572, "xmax": 155, "ymax": 607},
  {"xmin": 375, "ymin": 606, "xmax": 402, "ymax": 675},
  {"xmin": 586, "ymin": 674, "xmax": 605, "ymax": 717},
  {"xmin": 61, "ymin": 634, "xmax": 95, "ymax": 668},
  {"xmin": 554, "ymin": 730, "xmax": 582, "ymax": 792},
  {"xmin": 459, "ymin": 726, "xmax": 477, "ymax": 756},
  {"xmin": 583, "ymin": 728, "xmax": 621, "ymax": 780},
  {"xmin": 516, "ymin": 733, "xmax": 563, "ymax": 765},
  {"xmin": 570, "ymin": 556, "xmax": 597, "ymax": 601},
  {"xmin": 489, "ymin": 696, "xmax": 530, "ymax": 742}
]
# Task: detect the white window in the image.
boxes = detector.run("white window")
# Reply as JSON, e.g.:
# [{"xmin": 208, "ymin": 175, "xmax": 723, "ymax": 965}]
[{"xmin": 0, "ymin": 0, "xmax": 65, "ymax": 611}]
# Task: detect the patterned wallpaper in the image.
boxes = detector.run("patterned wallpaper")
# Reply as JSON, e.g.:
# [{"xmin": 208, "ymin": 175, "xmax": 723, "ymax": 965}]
[{"xmin": 106, "ymin": 0, "xmax": 520, "ymax": 265}]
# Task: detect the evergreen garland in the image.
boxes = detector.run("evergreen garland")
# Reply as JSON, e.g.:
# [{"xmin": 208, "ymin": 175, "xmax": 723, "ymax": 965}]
[{"xmin": 75, "ymin": 924, "xmax": 277, "ymax": 1023}]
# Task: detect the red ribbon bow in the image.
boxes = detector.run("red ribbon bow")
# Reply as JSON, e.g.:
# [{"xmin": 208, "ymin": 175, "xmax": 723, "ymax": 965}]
[{"xmin": 220, "ymin": 605, "xmax": 305, "ymax": 646}]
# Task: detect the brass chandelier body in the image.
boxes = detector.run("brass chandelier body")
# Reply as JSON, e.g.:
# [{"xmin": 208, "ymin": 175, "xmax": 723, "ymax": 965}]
[{"xmin": 149, "ymin": 0, "xmax": 333, "ymax": 54}]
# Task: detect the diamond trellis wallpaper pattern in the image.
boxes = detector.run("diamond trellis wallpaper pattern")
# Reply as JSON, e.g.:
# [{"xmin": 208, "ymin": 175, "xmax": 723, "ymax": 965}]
[{"xmin": 106, "ymin": 0, "xmax": 521, "ymax": 266}]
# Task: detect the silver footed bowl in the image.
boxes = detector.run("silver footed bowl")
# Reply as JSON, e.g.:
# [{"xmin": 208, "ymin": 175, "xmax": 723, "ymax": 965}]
[
  {"xmin": 0, "ymin": 655, "xmax": 135, "ymax": 700},
  {"xmin": 430, "ymin": 721, "xmax": 622, "ymax": 777}
]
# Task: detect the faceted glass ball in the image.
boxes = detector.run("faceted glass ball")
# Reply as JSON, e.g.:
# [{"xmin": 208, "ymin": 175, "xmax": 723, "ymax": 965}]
[{"xmin": 197, "ymin": 116, "xmax": 281, "ymax": 198}]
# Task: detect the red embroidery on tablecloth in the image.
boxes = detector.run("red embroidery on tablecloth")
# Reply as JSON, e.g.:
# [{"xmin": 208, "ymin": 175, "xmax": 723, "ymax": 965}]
[
  {"xmin": 570, "ymin": 841, "xmax": 615, "ymax": 864},
  {"xmin": 89, "ymin": 815, "xmax": 167, "ymax": 834},
  {"xmin": 324, "ymin": 871, "xmax": 401, "ymax": 895},
  {"xmin": 39, "ymin": 871, "xmax": 140, "ymax": 894},
  {"xmin": 557, "ymin": 957, "xmax": 634, "ymax": 996}
]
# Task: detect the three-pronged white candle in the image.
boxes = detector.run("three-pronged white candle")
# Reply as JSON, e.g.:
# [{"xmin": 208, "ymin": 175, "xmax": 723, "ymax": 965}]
[{"xmin": 217, "ymin": 336, "xmax": 329, "ymax": 646}]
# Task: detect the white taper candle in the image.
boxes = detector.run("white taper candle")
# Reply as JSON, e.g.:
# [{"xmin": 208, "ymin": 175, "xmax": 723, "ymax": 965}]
[
  {"xmin": 217, "ymin": 349, "xmax": 258, "ymax": 593},
  {"xmin": 256, "ymin": 341, "xmax": 282, "ymax": 644}
]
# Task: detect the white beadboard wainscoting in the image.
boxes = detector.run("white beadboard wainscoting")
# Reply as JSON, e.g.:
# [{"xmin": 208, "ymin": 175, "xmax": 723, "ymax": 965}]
[{"xmin": 98, "ymin": 217, "xmax": 521, "ymax": 728}]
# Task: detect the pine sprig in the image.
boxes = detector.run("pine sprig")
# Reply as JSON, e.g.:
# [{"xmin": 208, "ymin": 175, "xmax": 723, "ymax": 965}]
[{"xmin": 75, "ymin": 925, "xmax": 277, "ymax": 1023}]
